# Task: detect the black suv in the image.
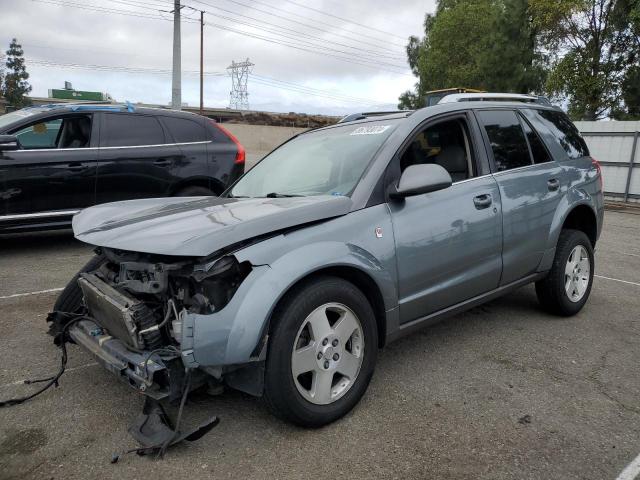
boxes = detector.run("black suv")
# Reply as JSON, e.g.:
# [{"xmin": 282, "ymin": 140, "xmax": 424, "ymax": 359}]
[{"xmin": 0, "ymin": 104, "xmax": 245, "ymax": 233}]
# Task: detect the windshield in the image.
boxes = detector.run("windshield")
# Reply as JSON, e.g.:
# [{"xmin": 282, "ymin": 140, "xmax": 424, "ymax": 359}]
[
  {"xmin": 0, "ymin": 108, "xmax": 45, "ymax": 130},
  {"xmin": 230, "ymin": 121, "xmax": 397, "ymax": 198}
]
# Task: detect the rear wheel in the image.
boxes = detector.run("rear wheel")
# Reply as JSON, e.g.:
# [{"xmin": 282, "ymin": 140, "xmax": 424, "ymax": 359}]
[
  {"xmin": 264, "ymin": 277, "xmax": 378, "ymax": 427},
  {"xmin": 535, "ymin": 229, "xmax": 594, "ymax": 316},
  {"xmin": 175, "ymin": 185, "xmax": 214, "ymax": 197}
]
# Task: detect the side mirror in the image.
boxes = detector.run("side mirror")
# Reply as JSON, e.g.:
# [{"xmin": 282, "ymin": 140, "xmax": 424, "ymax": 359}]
[
  {"xmin": 0, "ymin": 135, "xmax": 20, "ymax": 151},
  {"xmin": 390, "ymin": 163, "xmax": 453, "ymax": 199}
]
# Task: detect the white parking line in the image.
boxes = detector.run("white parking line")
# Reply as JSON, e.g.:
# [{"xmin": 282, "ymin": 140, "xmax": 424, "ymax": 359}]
[
  {"xmin": 615, "ymin": 452, "xmax": 640, "ymax": 480},
  {"xmin": 0, "ymin": 362, "xmax": 98, "ymax": 389},
  {"xmin": 618, "ymin": 252, "xmax": 640, "ymax": 258},
  {"xmin": 595, "ymin": 275, "xmax": 640, "ymax": 287},
  {"xmin": 0, "ymin": 287, "xmax": 63, "ymax": 300}
]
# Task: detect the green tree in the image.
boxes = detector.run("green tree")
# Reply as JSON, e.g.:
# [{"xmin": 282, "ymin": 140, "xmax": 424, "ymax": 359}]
[
  {"xmin": 613, "ymin": 0, "xmax": 640, "ymax": 119},
  {"xmin": 531, "ymin": 0, "xmax": 638, "ymax": 120},
  {"xmin": 2, "ymin": 38, "xmax": 31, "ymax": 108},
  {"xmin": 399, "ymin": 0, "xmax": 545, "ymax": 109}
]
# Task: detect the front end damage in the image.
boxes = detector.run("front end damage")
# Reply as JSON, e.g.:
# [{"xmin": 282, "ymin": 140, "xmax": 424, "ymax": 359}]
[{"xmin": 52, "ymin": 247, "xmax": 258, "ymax": 455}]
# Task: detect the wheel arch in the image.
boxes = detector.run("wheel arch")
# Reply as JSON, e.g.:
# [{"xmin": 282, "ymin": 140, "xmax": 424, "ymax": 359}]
[
  {"xmin": 561, "ymin": 204, "xmax": 598, "ymax": 248},
  {"xmin": 268, "ymin": 265, "xmax": 388, "ymax": 349},
  {"xmin": 169, "ymin": 176, "xmax": 225, "ymax": 196}
]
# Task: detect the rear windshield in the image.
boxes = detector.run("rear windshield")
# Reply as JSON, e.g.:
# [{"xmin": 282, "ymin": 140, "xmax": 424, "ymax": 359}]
[{"xmin": 230, "ymin": 120, "xmax": 398, "ymax": 198}]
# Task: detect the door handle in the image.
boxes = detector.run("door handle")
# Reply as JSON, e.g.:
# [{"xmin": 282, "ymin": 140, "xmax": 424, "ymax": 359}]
[
  {"xmin": 473, "ymin": 194, "xmax": 492, "ymax": 209},
  {"xmin": 547, "ymin": 178, "xmax": 560, "ymax": 191},
  {"xmin": 67, "ymin": 163, "xmax": 88, "ymax": 172},
  {"xmin": 153, "ymin": 159, "xmax": 172, "ymax": 167}
]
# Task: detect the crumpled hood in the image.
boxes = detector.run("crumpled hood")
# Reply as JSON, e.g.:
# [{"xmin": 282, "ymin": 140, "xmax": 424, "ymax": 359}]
[{"xmin": 73, "ymin": 195, "xmax": 353, "ymax": 257}]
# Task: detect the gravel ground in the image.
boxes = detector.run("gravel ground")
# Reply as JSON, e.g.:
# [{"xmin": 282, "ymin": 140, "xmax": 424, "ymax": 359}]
[{"xmin": 0, "ymin": 210, "xmax": 639, "ymax": 480}]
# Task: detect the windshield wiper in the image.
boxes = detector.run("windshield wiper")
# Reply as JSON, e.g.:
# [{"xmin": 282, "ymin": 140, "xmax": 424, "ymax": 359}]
[{"xmin": 264, "ymin": 192, "xmax": 303, "ymax": 198}]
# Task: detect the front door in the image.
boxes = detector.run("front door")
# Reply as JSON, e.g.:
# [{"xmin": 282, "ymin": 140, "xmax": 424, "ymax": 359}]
[
  {"xmin": 389, "ymin": 114, "xmax": 503, "ymax": 324},
  {"xmin": 1, "ymin": 114, "xmax": 97, "ymax": 215}
]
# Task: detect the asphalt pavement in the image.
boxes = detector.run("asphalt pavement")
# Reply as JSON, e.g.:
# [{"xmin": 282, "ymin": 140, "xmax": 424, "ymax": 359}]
[{"xmin": 0, "ymin": 210, "xmax": 639, "ymax": 480}]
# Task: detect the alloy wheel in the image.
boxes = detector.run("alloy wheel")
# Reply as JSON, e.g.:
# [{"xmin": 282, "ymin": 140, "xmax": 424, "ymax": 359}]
[
  {"xmin": 564, "ymin": 245, "xmax": 590, "ymax": 302},
  {"xmin": 291, "ymin": 303, "xmax": 364, "ymax": 405}
]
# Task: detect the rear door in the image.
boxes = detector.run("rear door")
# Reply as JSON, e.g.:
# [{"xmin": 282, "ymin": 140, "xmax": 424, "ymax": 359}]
[
  {"xmin": 475, "ymin": 108, "xmax": 563, "ymax": 284},
  {"xmin": 1, "ymin": 113, "xmax": 97, "ymax": 215},
  {"xmin": 96, "ymin": 112, "xmax": 181, "ymax": 204},
  {"xmin": 159, "ymin": 115, "xmax": 214, "ymax": 191}
]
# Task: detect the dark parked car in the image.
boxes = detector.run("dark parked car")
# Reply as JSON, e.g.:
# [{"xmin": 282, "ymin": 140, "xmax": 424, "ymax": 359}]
[
  {"xmin": 51, "ymin": 93, "xmax": 604, "ymax": 431},
  {"xmin": 0, "ymin": 103, "xmax": 245, "ymax": 233}
]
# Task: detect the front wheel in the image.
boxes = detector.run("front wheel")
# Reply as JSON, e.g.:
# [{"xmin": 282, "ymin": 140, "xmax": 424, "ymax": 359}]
[
  {"xmin": 535, "ymin": 229, "xmax": 594, "ymax": 316},
  {"xmin": 264, "ymin": 277, "xmax": 378, "ymax": 427}
]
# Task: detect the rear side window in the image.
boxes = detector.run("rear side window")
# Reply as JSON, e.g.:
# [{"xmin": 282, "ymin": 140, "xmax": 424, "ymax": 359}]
[
  {"xmin": 477, "ymin": 110, "xmax": 532, "ymax": 171},
  {"xmin": 161, "ymin": 116, "xmax": 206, "ymax": 143},
  {"xmin": 101, "ymin": 113, "xmax": 165, "ymax": 147},
  {"xmin": 519, "ymin": 115, "xmax": 552, "ymax": 164},
  {"xmin": 531, "ymin": 109, "xmax": 589, "ymax": 159}
]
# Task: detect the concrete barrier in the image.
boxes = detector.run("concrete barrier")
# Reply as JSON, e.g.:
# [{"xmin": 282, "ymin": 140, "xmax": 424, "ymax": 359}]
[{"xmin": 223, "ymin": 124, "xmax": 307, "ymax": 169}]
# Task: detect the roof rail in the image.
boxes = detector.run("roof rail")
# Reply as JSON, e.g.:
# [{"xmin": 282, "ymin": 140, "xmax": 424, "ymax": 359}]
[
  {"xmin": 337, "ymin": 110, "xmax": 412, "ymax": 123},
  {"xmin": 438, "ymin": 93, "xmax": 552, "ymax": 106}
]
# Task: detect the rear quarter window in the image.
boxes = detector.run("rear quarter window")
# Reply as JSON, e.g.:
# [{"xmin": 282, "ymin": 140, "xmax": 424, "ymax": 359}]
[
  {"xmin": 161, "ymin": 116, "xmax": 206, "ymax": 143},
  {"xmin": 529, "ymin": 109, "xmax": 589, "ymax": 159}
]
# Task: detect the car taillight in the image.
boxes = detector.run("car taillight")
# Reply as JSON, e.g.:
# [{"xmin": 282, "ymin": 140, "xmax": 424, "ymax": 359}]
[
  {"xmin": 209, "ymin": 119, "xmax": 245, "ymax": 165},
  {"xmin": 591, "ymin": 157, "xmax": 603, "ymax": 190}
]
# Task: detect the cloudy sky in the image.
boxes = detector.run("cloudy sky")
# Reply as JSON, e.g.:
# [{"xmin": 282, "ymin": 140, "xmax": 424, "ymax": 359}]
[{"xmin": 0, "ymin": 0, "xmax": 435, "ymax": 115}]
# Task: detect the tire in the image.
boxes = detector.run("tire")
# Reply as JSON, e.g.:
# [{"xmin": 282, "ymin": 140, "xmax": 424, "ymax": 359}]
[
  {"xmin": 175, "ymin": 185, "xmax": 214, "ymax": 197},
  {"xmin": 48, "ymin": 254, "xmax": 106, "ymax": 335},
  {"xmin": 264, "ymin": 276, "xmax": 378, "ymax": 428},
  {"xmin": 535, "ymin": 229, "xmax": 594, "ymax": 316}
]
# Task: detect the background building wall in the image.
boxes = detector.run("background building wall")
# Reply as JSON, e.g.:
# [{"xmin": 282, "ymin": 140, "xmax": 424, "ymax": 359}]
[{"xmin": 576, "ymin": 121, "xmax": 640, "ymax": 203}]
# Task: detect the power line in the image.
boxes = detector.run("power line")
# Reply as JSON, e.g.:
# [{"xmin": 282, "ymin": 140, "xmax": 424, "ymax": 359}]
[
  {"xmin": 200, "ymin": 20, "xmax": 411, "ymax": 75},
  {"xmin": 188, "ymin": 2, "xmax": 404, "ymax": 61},
  {"xmin": 26, "ymin": 58, "xmax": 225, "ymax": 76},
  {"xmin": 198, "ymin": 10, "xmax": 407, "ymax": 68},
  {"xmin": 188, "ymin": 0, "xmax": 407, "ymax": 52},
  {"xmin": 133, "ymin": 0, "xmax": 405, "ymax": 62},
  {"xmin": 24, "ymin": 57, "xmax": 392, "ymax": 105},
  {"xmin": 32, "ymin": 0, "xmax": 412, "ymax": 76},
  {"xmin": 249, "ymin": 75, "xmax": 392, "ymax": 106},
  {"xmin": 279, "ymin": 0, "xmax": 408, "ymax": 41}
]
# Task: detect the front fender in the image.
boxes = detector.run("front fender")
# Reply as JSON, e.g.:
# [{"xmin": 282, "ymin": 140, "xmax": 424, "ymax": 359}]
[{"xmin": 183, "ymin": 205, "xmax": 397, "ymax": 368}]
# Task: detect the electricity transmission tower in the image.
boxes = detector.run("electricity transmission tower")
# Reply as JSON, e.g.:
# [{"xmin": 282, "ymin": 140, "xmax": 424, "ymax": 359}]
[{"xmin": 227, "ymin": 59, "xmax": 253, "ymax": 110}]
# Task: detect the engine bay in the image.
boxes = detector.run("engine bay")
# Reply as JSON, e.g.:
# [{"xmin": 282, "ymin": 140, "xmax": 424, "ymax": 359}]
[{"xmin": 84, "ymin": 247, "xmax": 252, "ymax": 351}]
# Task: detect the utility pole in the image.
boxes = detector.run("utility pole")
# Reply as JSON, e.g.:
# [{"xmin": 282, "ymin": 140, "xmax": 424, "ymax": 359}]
[
  {"xmin": 171, "ymin": 0, "xmax": 182, "ymax": 110},
  {"xmin": 199, "ymin": 10, "xmax": 204, "ymax": 115}
]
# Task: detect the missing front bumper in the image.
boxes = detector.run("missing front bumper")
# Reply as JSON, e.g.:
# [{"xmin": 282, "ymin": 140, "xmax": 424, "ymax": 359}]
[{"xmin": 68, "ymin": 319, "xmax": 182, "ymax": 400}]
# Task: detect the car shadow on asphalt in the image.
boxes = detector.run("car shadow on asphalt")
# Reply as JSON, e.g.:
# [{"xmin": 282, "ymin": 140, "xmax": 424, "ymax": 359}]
[{"xmin": 0, "ymin": 229, "xmax": 86, "ymax": 255}]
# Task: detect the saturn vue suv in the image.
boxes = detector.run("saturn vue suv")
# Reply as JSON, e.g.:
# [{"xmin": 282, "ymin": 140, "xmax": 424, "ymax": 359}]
[
  {"xmin": 50, "ymin": 93, "xmax": 603, "ymax": 427},
  {"xmin": 0, "ymin": 103, "xmax": 245, "ymax": 233}
]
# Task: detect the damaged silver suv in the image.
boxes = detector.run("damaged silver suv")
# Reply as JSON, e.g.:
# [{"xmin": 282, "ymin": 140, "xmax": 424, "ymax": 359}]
[{"xmin": 52, "ymin": 94, "xmax": 604, "ymax": 428}]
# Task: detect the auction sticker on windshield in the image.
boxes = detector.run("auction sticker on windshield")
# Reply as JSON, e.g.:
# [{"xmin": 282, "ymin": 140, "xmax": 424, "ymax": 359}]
[{"xmin": 350, "ymin": 125, "xmax": 391, "ymax": 135}]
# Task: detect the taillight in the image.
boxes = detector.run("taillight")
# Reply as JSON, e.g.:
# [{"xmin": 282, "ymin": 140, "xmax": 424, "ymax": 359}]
[
  {"xmin": 591, "ymin": 157, "xmax": 603, "ymax": 190},
  {"xmin": 209, "ymin": 119, "xmax": 245, "ymax": 165}
]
